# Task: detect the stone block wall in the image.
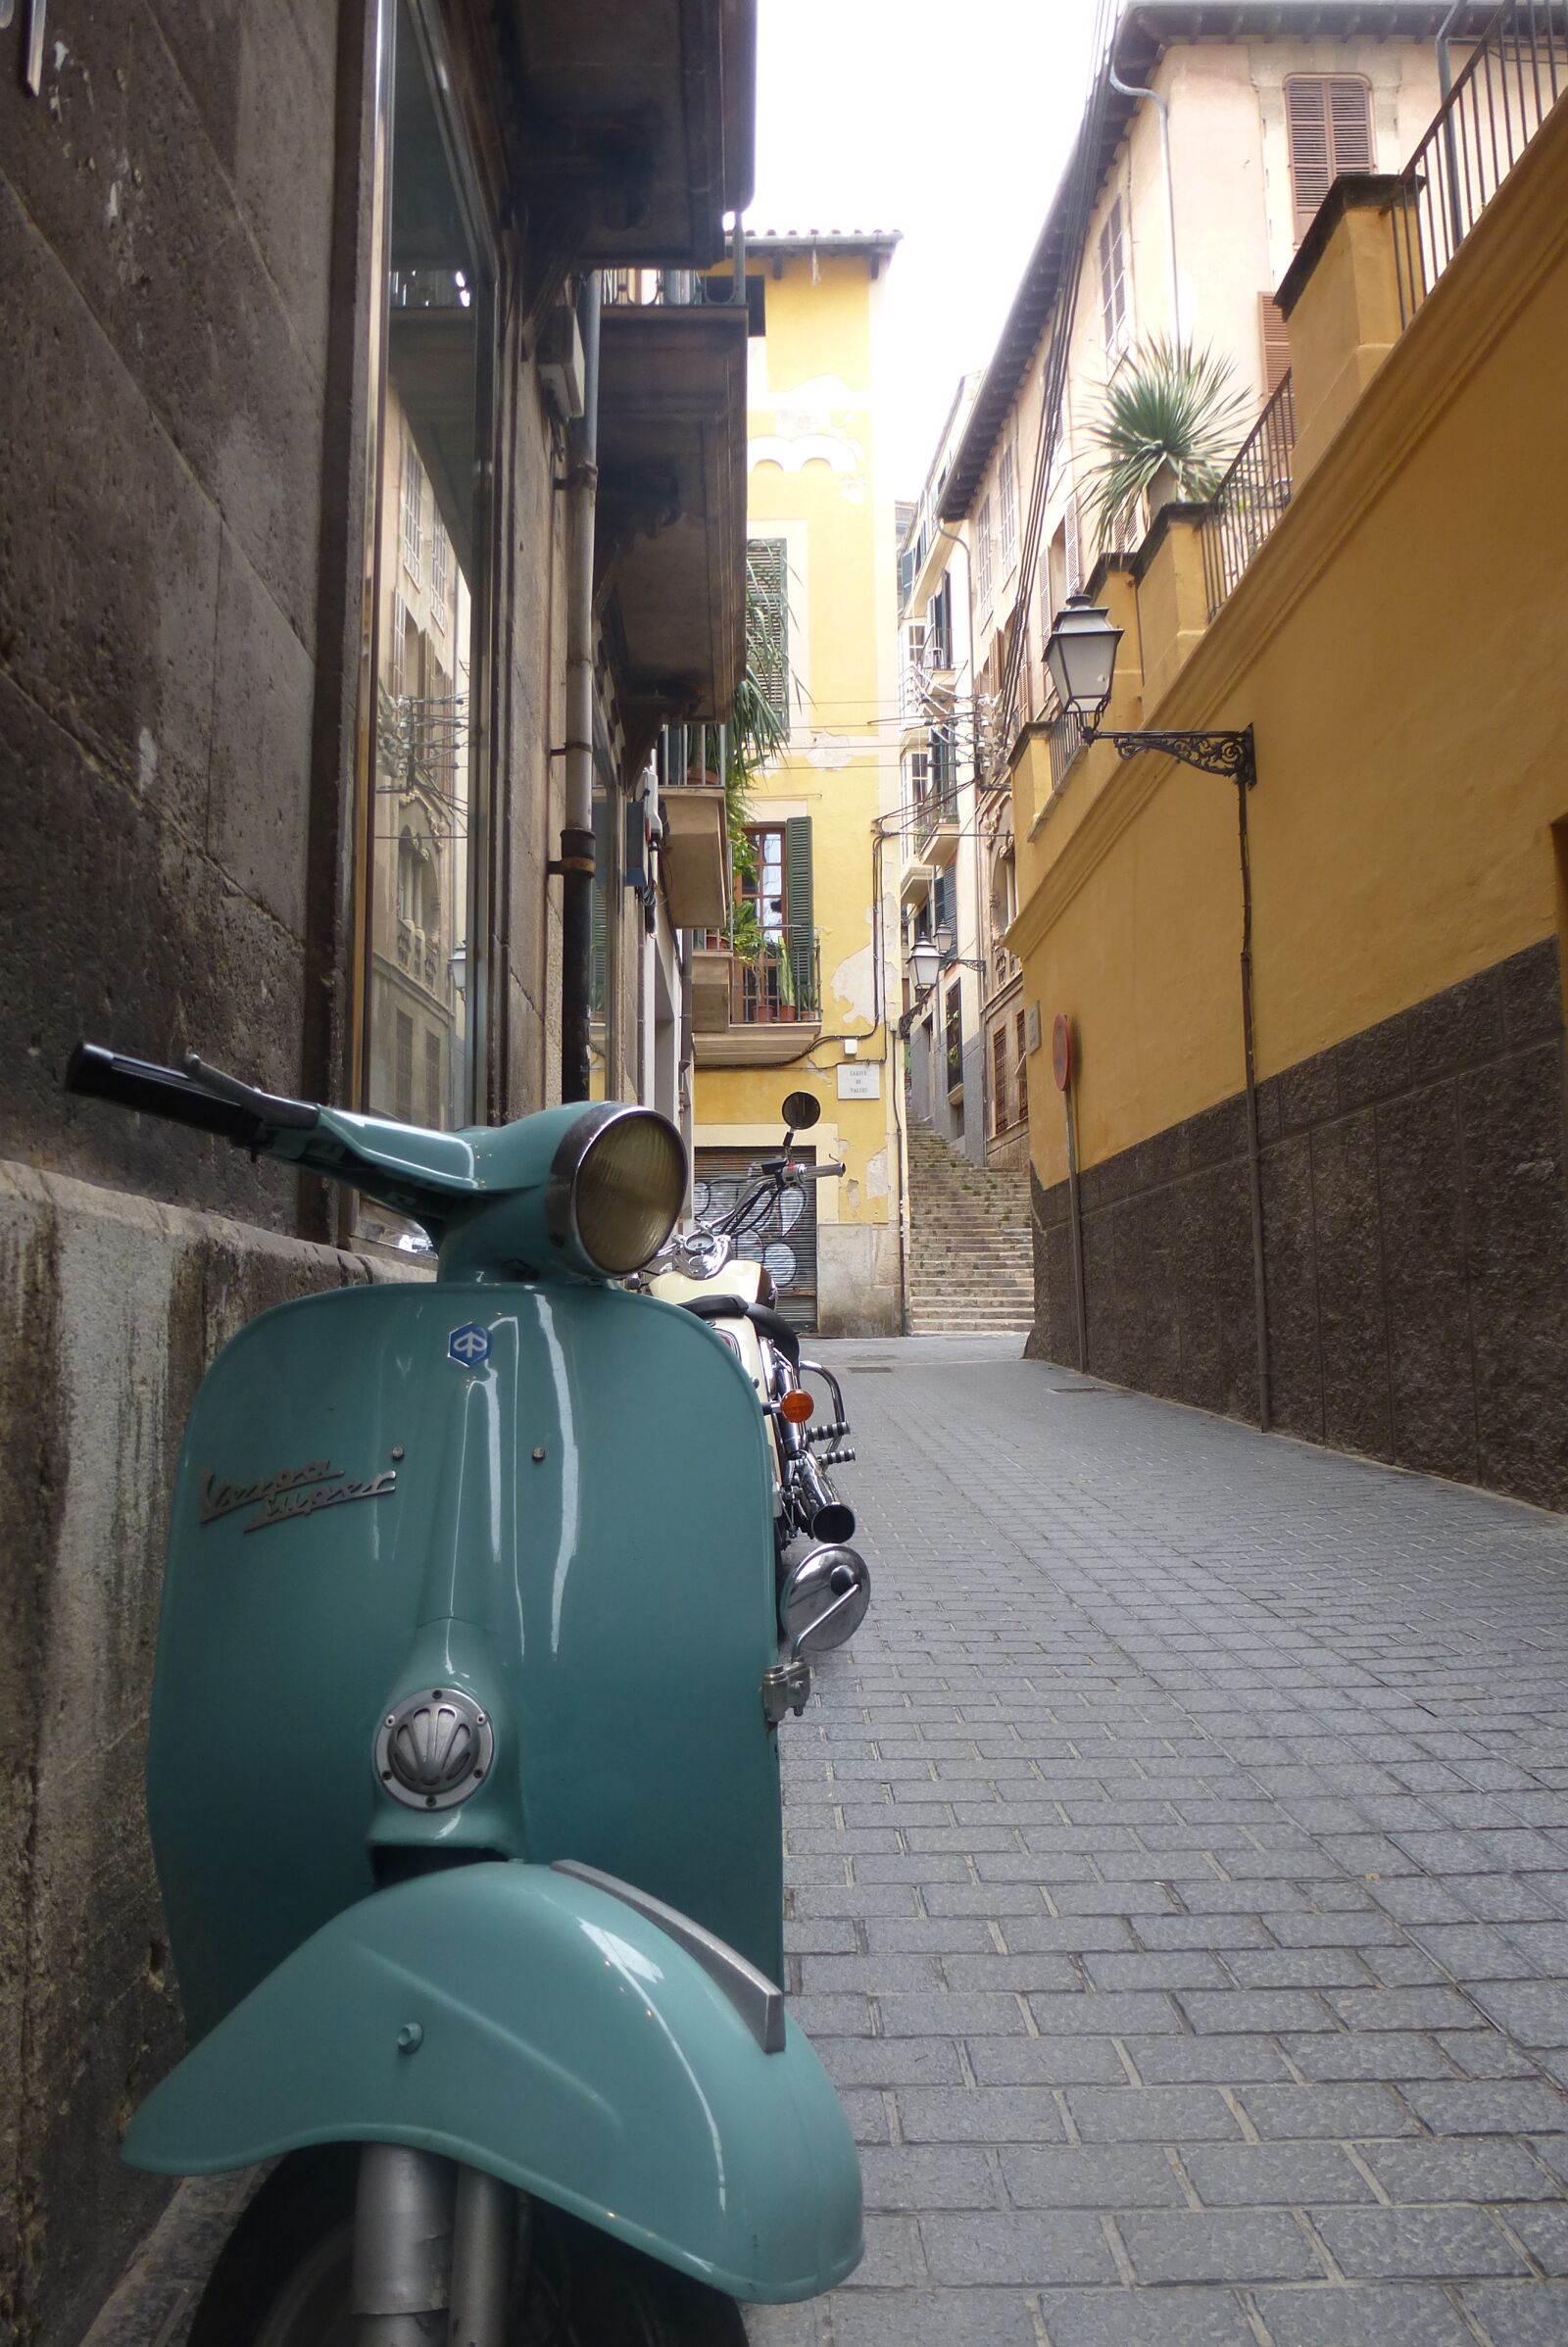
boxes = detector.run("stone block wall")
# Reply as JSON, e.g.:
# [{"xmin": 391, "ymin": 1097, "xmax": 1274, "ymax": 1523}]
[
  {"xmin": 0, "ymin": 1165, "xmax": 420, "ymax": 2347},
  {"xmin": 1029, "ymin": 939, "xmax": 1568, "ymax": 1511},
  {"xmin": 0, "ymin": 2, "xmax": 348, "ymax": 1229}
]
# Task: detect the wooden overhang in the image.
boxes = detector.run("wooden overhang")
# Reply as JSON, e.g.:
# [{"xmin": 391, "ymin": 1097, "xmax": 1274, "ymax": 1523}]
[
  {"xmin": 938, "ymin": 0, "xmax": 1496, "ymax": 524},
  {"xmin": 596, "ymin": 303, "xmax": 749, "ymax": 765},
  {"xmin": 514, "ymin": 0, "xmax": 756, "ymax": 265}
]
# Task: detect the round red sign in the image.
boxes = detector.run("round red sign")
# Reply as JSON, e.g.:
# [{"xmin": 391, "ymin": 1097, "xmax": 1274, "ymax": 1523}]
[{"xmin": 1052, "ymin": 1014, "xmax": 1073, "ymax": 1093}]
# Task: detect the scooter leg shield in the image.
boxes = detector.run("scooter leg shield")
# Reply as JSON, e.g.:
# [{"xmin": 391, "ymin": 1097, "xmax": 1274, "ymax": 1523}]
[{"xmin": 122, "ymin": 1862, "xmax": 862, "ymax": 2305}]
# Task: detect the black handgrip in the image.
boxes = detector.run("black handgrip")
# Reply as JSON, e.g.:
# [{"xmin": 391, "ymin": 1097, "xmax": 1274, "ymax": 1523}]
[
  {"xmin": 680, "ymin": 1293, "xmax": 802, "ymax": 1370},
  {"xmin": 66, "ymin": 1043, "xmax": 318, "ymax": 1147}
]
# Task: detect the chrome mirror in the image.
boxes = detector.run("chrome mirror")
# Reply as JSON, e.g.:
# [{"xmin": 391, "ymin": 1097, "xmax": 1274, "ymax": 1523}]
[
  {"xmin": 781, "ymin": 1091, "xmax": 820, "ymax": 1133},
  {"xmin": 779, "ymin": 1542, "xmax": 870, "ymax": 1656}
]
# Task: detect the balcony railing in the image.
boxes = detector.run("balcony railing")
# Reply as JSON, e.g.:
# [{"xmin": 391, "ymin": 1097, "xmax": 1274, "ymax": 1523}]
[
  {"xmin": 695, "ymin": 934, "xmax": 821, "ymax": 1024},
  {"xmin": 1047, "ymin": 706, "xmax": 1084, "ymax": 796},
  {"xmin": 1200, "ymin": 371, "xmax": 1298, "ymax": 621},
  {"xmin": 915, "ymin": 786, "xmax": 959, "ymax": 859},
  {"xmin": 1394, "ymin": 1, "xmax": 1567, "ymax": 325}
]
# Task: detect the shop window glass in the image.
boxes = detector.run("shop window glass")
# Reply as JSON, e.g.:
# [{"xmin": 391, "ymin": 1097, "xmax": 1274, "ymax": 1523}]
[{"xmin": 361, "ymin": 0, "xmax": 491, "ymax": 1143}]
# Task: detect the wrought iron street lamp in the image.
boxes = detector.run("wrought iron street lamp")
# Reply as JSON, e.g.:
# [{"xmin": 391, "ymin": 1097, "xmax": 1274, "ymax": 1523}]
[
  {"xmin": 1043, "ymin": 594, "xmax": 1255, "ymax": 790},
  {"xmin": 1040, "ymin": 592, "xmax": 1269, "ymax": 1432}
]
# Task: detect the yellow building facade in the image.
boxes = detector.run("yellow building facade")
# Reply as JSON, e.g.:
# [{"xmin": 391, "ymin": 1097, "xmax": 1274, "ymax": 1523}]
[
  {"xmin": 1010, "ymin": 61, "xmax": 1568, "ymax": 1507},
  {"xmin": 693, "ymin": 233, "xmax": 904, "ymax": 1335}
]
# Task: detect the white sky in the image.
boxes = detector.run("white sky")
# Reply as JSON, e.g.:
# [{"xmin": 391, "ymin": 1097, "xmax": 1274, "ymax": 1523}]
[{"xmin": 749, "ymin": 0, "xmax": 1102, "ymax": 500}]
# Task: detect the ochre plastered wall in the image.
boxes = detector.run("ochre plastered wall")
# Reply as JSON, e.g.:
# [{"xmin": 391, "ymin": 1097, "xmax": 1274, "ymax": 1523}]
[
  {"xmin": 1012, "ymin": 97, "xmax": 1568, "ymax": 1195},
  {"xmin": 695, "ymin": 250, "xmax": 902, "ymax": 1331}
]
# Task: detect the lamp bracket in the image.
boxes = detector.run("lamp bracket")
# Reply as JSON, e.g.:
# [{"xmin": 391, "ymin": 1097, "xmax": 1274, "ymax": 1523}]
[{"xmin": 1087, "ymin": 723, "xmax": 1255, "ymax": 790}]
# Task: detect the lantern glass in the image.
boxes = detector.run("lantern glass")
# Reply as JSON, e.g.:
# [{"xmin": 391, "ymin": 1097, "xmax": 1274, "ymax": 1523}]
[
  {"xmin": 909, "ymin": 939, "xmax": 941, "ymax": 993},
  {"xmin": 1044, "ymin": 595, "xmax": 1122, "ymax": 720}
]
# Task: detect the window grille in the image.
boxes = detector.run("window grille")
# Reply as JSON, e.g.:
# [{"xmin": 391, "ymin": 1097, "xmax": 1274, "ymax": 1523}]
[
  {"xmin": 748, "ymin": 537, "xmax": 790, "ymax": 727},
  {"xmin": 1285, "ymin": 76, "xmax": 1373, "ymax": 242},
  {"xmin": 999, "ymin": 443, "xmax": 1018, "ymax": 572},
  {"xmin": 401, "ymin": 434, "xmax": 423, "ymax": 584},
  {"xmin": 1099, "ymin": 196, "xmax": 1129, "ymax": 355}
]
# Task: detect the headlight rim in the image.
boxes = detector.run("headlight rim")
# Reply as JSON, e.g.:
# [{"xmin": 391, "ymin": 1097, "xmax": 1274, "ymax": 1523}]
[{"xmin": 546, "ymin": 1103, "xmax": 688, "ymax": 1279}]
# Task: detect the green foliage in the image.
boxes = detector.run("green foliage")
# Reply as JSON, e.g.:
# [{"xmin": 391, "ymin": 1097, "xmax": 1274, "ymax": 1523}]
[
  {"xmin": 719, "ymin": 548, "xmax": 795, "ymax": 962},
  {"xmin": 1082, "ymin": 337, "xmax": 1250, "ymax": 550}
]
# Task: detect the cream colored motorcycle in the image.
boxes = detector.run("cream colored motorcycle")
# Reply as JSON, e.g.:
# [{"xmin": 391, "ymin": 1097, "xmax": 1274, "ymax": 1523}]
[{"xmin": 647, "ymin": 1095, "xmax": 865, "ymax": 1617}]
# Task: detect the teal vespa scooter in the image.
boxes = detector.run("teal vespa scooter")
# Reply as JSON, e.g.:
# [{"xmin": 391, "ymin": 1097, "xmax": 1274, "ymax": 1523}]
[{"xmin": 66, "ymin": 1043, "xmax": 865, "ymax": 2347}]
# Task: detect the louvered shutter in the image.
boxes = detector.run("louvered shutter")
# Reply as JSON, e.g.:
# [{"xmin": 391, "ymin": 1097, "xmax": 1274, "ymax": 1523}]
[
  {"xmin": 748, "ymin": 538, "xmax": 790, "ymax": 726},
  {"xmin": 1287, "ymin": 77, "xmax": 1373, "ymax": 242},
  {"xmin": 784, "ymin": 816, "xmax": 814, "ymax": 1010},
  {"xmin": 1329, "ymin": 78, "xmax": 1374, "ymax": 173},
  {"xmin": 1258, "ymin": 294, "xmax": 1292, "ymax": 397}
]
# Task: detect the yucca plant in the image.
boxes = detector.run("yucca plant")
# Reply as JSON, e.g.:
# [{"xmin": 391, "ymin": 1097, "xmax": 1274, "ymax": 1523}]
[{"xmin": 1082, "ymin": 337, "xmax": 1250, "ymax": 550}]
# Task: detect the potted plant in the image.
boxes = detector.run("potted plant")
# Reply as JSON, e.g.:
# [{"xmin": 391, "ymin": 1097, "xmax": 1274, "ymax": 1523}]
[{"xmin": 1082, "ymin": 335, "xmax": 1250, "ymax": 553}]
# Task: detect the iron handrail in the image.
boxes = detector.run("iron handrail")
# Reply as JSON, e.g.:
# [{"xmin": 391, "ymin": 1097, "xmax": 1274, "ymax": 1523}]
[
  {"xmin": 1200, "ymin": 372, "xmax": 1298, "ymax": 622},
  {"xmin": 1393, "ymin": 1, "xmax": 1567, "ymax": 322}
]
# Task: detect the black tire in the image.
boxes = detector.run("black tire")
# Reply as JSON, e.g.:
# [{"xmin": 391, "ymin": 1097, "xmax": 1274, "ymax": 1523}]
[{"xmin": 186, "ymin": 2145, "xmax": 749, "ymax": 2347}]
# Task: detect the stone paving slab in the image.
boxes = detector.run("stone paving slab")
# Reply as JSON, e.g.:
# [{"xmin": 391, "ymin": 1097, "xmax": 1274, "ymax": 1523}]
[
  {"xmin": 747, "ymin": 1336, "xmax": 1568, "ymax": 2346},
  {"xmin": 76, "ymin": 1336, "xmax": 1568, "ymax": 2345}
]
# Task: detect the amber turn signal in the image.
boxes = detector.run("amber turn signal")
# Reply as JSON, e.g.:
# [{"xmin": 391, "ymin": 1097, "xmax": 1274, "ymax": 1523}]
[{"xmin": 780, "ymin": 1389, "xmax": 814, "ymax": 1425}]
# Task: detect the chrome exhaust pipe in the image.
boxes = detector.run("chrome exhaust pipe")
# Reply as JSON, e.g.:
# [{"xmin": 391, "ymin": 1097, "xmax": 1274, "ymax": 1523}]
[{"xmin": 795, "ymin": 1448, "xmax": 855, "ymax": 1544}]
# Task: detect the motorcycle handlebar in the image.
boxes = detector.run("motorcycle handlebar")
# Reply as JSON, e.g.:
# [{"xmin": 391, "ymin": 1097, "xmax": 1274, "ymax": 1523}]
[{"xmin": 66, "ymin": 1043, "xmax": 319, "ymax": 1148}]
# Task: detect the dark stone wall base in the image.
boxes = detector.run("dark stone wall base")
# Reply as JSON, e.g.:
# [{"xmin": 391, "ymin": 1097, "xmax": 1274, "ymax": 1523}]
[{"xmin": 1031, "ymin": 939, "xmax": 1568, "ymax": 1511}]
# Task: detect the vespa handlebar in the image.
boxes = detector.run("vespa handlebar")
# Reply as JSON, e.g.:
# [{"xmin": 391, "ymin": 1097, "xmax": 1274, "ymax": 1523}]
[{"xmin": 67, "ymin": 1043, "xmax": 320, "ymax": 1148}]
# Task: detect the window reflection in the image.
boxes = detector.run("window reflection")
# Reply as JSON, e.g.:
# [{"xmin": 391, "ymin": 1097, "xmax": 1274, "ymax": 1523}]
[{"xmin": 365, "ymin": 0, "xmax": 486, "ymax": 1136}]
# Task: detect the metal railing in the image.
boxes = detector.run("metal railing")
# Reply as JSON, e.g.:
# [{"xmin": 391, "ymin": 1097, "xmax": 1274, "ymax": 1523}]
[
  {"xmin": 915, "ymin": 785, "xmax": 959, "ymax": 859},
  {"xmin": 1200, "ymin": 372, "xmax": 1298, "ymax": 620},
  {"xmin": 1047, "ymin": 706, "xmax": 1084, "ymax": 796},
  {"xmin": 1394, "ymin": 2, "xmax": 1567, "ymax": 324},
  {"xmin": 692, "ymin": 934, "xmax": 821, "ymax": 1025},
  {"xmin": 732, "ymin": 937, "xmax": 820, "ymax": 1025}
]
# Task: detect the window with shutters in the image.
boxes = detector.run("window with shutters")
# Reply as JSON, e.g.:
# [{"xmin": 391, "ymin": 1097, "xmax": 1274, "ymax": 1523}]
[
  {"xmin": 1285, "ymin": 76, "xmax": 1373, "ymax": 243},
  {"xmin": 945, "ymin": 985, "xmax": 963, "ymax": 1095},
  {"xmin": 976, "ymin": 497, "xmax": 994, "ymax": 611},
  {"xmin": 1064, "ymin": 494, "xmax": 1082, "ymax": 601},
  {"xmin": 737, "ymin": 819, "xmax": 814, "ymax": 1021},
  {"xmin": 1258, "ymin": 294, "xmax": 1292, "ymax": 398},
  {"xmin": 1099, "ymin": 195, "xmax": 1130, "ymax": 356},
  {"xmin": 992, "ymin": 1026, "xmax": 1009, "ymax": 1134},
  {"xmin": 395, "ymin": 1011, "xmax": 415, "ymax": 1122},
  {"xmin": 401, "ymin": 432, "xmax": 423, "ymax": 584},
  {"xmin": 999, "ymin": 442, "xmax": 1018, "ymax": 573},
  {"xmin": 747, "ymin": 537, "xmax": 790, "ymax": 727}
]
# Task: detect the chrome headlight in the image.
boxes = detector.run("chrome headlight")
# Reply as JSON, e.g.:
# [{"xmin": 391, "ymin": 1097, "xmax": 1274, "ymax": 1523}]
[{"xmin": 547, "ymin": 1106, "xmax": 687, "ymax": 1277}]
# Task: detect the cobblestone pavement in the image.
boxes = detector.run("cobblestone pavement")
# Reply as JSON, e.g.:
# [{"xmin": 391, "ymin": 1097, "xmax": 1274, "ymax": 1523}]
[
  {"xmin": 81, "ymin": 1339, "xmax": 1568, "ymax": 2347},
  {"xmin": 750, "ymin": 1338, "xmax": 1568, "ymax": 2347}
]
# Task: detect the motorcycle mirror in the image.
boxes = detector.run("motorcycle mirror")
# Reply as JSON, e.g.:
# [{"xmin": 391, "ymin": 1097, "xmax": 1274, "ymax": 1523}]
[
  {"xmin": 779, "ymin": 1542, "xmax": 870, "ymax": 1657},
  {"xmin": 781, "ymin": 1091, "xmax": 820, "ymax": 1133}
]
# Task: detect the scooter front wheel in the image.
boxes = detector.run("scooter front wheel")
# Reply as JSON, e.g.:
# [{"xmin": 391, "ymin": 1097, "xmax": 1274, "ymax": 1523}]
[{"xmin": 186, "ymin": 2146, "xmax": 749, "ymax": 2347}]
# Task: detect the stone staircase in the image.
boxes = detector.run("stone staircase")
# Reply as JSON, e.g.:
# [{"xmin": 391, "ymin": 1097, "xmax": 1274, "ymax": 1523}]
[{"xmin": 906, "ymin": 1122, "xmax": 1036, "ymax": 1336}]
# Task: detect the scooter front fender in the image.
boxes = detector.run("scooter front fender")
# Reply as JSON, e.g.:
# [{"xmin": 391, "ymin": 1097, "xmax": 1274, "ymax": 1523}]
[{"xmin": 122, "ymin": 1861, "xmax": 862, "ymax": 2304}]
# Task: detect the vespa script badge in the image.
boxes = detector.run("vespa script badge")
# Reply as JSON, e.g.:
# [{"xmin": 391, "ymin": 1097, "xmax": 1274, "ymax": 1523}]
[{"xmin": 198, "ymin": 1456, "xmax": 399, "ymax": 1536}]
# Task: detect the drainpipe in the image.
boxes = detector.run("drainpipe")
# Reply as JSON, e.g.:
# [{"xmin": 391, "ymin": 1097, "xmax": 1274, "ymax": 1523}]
[
  {"xmin": 1108, "ymin": 61, "xmax": 1181, "ymax": 342},
  {"xmin": 560, "ymin": 271, "xmax": 603, "ymax": 1103}
]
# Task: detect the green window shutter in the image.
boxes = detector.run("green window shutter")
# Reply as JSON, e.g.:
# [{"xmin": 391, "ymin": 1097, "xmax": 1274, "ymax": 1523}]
[
  {"xmin": 784, "ymin": 815, "xmax": 814, "ymax": 1012},
  {"xmin": 748, "ymin": 538, "xmax": 790, "ymax": 728}
]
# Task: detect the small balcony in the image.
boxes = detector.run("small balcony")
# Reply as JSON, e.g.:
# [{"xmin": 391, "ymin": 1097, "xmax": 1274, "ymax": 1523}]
[
  {"xmin": 917, "ymin": 787, "xmax": 959, "ymax": 870},
  {"xmin": 692, "ymin": 934, "xmax": 823, "ymax": 1064}
]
